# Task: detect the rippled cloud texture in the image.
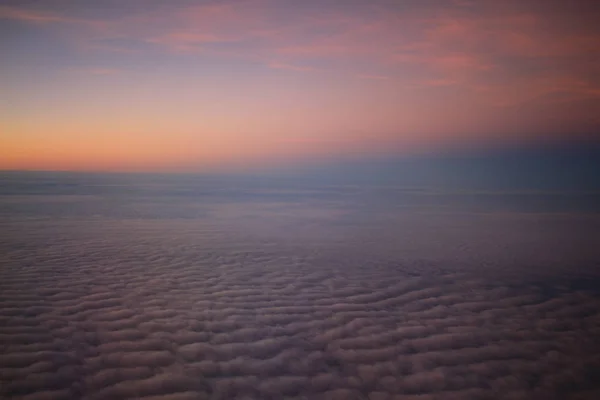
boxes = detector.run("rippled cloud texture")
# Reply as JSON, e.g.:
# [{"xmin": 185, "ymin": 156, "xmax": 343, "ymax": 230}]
[{"xmin": 1, "ymin": 166, "xmax": 600, "ymax": 399}]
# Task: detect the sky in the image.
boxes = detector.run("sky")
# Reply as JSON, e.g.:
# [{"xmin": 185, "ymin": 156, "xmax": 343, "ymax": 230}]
[{"xmin": 1, "ymin": 0, "xmax": 600, "ymax": 172}]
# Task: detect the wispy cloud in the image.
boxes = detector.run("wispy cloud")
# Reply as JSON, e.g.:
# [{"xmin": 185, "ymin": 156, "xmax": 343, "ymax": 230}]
[
  {"xmin": 268, "ymin": 62, "xmax": 316, "ymax": 72},
  {"xmin": 0, "ymin": 5, "xmax": 74, "ymax": 24},
  {"xmin": 421, "ymin": 78, "xmax": 459, "ymax": 87},
  {"xmin": 357, "ymin": 74, "xmax": 390, "ymax": 81},
  {"xmin": 3, "ymin": 1, "xmax": 599, "ymax": 107},
  {"xmin": 147, "ymin": 32, "xmax": 238, "ymax": 53},
  {"xmin": 86, "ymin": 68, "xmax": 121, "ymax": 76},
  {"xmin": 476, "ymin": 74, "xmax": 600, "ymax": 107},
  {"xmin": 0, "ymin": 5, "xmax": 102, "ymax": 28}
]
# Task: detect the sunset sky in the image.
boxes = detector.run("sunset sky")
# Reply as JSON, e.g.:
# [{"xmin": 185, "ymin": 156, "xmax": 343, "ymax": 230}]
[{"xmin": 2, "ymin": 0, "xmax": 600, "ymax": 172}]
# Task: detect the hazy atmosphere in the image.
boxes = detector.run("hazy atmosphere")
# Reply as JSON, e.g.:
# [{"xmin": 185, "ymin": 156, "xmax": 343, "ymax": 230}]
[{"xmin": 2, "ymin": 1, "xmax": 600, "ymax": 399}]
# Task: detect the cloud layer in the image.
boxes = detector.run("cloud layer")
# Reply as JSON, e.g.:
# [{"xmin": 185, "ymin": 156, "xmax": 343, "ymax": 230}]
[{"xmin": 1, "ymin": 173, "xmax": 600, "ymax": 399}]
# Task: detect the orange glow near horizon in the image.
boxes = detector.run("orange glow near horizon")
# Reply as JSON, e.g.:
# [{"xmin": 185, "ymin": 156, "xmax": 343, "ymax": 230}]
[{"xmin": 1, "ymin": 1, "xmax": 599, "ymax": 172}]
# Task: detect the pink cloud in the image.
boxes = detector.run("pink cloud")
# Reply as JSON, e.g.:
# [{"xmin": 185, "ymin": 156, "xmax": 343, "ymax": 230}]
[
  {"xmin": 0, "ymin": 5, "xmax": 104, "ymax": 29},
  {"xmin": 476, "ymin": 75, "xmax": 600, "ymax": 108},
  {"xmin": 268, "ymin": 62, "xmax": 316, "ymax": 73},
  {"xmin": 86, "ymin": 68, "xmax": 121, "ymax": 76},
  {"xmin": 276, "ymin": 43, "xmax": 360, "ymax": 57},
  {"xmin": 0, "ymin": 5, "xmax": 74, "ymax": 24},
  {"xmin": 2, "ymin": 1, "xmax": 599, "ymax": 108},
  {"xmin": 357, "ymin": 74, "xmax": 391, "ymax": 81},
  {"xmin": 422, "ymin": 78, "xmax": 459, "ymax": 87},
  {"xmin": 147, "ymin": 32, "xmax": 238, "ymax": 53}
]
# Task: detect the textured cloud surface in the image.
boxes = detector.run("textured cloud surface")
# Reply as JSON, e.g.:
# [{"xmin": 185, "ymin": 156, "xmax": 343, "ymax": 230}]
[{"xmin": 1, "ymin": 172, "xmax": 599, "ymax": 399}]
